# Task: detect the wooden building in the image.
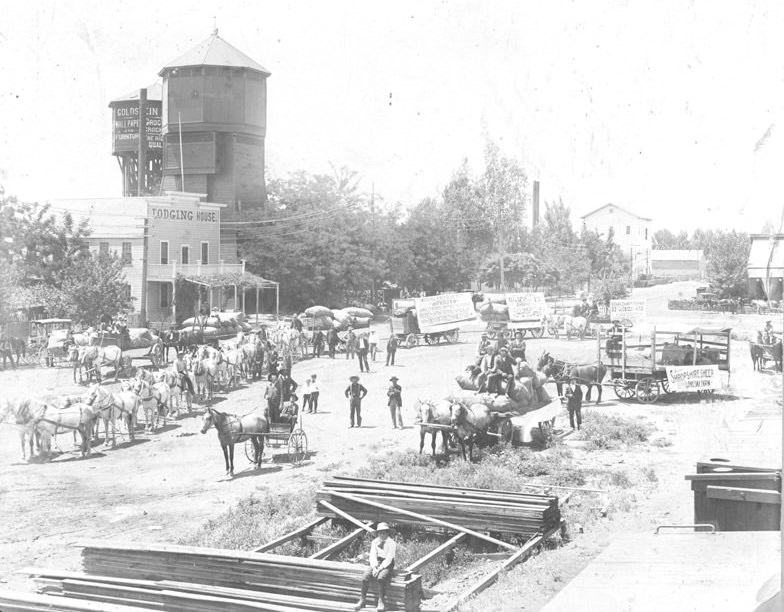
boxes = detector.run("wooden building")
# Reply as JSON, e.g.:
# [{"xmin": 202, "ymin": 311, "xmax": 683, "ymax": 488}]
[
  {"xmin": 581, "ymin": 203, "xmax": 653, "ymax": 278},
  {"xmin": 650, "ymin": 249, "xmax": 705, "ymax": 280}
]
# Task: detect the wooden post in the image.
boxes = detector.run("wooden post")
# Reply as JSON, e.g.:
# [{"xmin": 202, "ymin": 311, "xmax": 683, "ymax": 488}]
[
  {"xmin": 256, "ymin": 287, "xmax": 259, "ymax": 325},
  {"xmin": 234, "ymin": 285, "xmax": 238, "ymax": 312},
  {"xmin": 137, "ymin": 88, "xmax": 147, "ymax": 197}
]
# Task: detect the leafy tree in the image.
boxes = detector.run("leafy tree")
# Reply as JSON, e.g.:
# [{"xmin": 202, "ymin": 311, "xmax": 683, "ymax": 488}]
[
  {"xmin": 652, "ymin": 229, "xmax": 691, "ymax": 250},
  {"xmin": 51, "ymin": 252, "xmax": 133, "ymax": 321},
  {"xmin": 705, "ymin": 231, "xmax": 750, "ymax": 298}
]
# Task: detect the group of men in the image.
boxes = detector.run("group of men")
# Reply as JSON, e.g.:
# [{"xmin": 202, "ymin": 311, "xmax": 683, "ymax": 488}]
[
  {"xmin": 472, "ymin": 331, "xmax": 528, "ymax": 396},
  {"xmin": 344, "ymin": 374, "xmax": 403, "ymax": 429}
]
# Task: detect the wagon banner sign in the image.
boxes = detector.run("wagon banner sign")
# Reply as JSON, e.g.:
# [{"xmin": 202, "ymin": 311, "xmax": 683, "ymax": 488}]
[
  {"xmin": 665, "ymin": 365, "xmax": 721, "ymax": 391},
  {"xmin": 506, "ymin": 292, "xmax": 547, "ymax": 321},
  {"xmin": 414, "ymin": 293, "xmax": 476, "ymax": 334},
  {"xmin": 609, "ymin": 299, "xmax": 647, "ymax": 322}
]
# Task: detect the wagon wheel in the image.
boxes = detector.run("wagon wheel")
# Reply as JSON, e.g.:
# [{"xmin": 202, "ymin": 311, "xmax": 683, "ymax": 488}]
[
  {"xmin": 405, "ymin": 334, "xmax": 418, "ymax": 349},
  {"xmin": 244, "ymin": 438, "xmax": 259, "ymax": 463},
  {"xmin": 497, "ymin": 418, "xmax": 514, "ymax": 445},
  {"xmin": 613, "ymin": 379, "xmax": 635, "ymax": 400},
  {"xmin": 424, "ymin": 334, "xmax": 434, "ymax": 345},
  {"xmin": 635, "ymin": 378, "xmax": 660, "ymax": 404},
  {"xmin": 517, "ymin": 329, "xmax": 527, "ymax": 339},
  {"xmin": 660, "ymin": 378, "xmax": 672, "ymax": 394},
  {"xmin": 288, "ymin": 430, "xmax": 308, "ymax": 465},
  {"xmin": 444, "ymin": 329, "xmax": 459, "ymax": 343}
]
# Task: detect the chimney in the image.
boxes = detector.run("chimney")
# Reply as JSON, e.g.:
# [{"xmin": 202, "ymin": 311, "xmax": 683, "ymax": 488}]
[{"xmin": 532, "ymin": 180, "xmax": 540, "ymax": 227}]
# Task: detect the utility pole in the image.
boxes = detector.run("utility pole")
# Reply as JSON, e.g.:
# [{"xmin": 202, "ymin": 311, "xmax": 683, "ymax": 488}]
[
  {"xmin": 137, "ymin": 88, "xmax": 147, "ymax": 196},
  {"xmin": 371, "ymin": 183, "xmax": 376, "ymax": 303}
]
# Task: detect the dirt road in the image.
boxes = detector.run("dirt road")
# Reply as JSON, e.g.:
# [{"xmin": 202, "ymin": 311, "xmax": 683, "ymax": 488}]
[{"xmin": 0, "ymin": 284, "xmax": 780, "ymax": 601}]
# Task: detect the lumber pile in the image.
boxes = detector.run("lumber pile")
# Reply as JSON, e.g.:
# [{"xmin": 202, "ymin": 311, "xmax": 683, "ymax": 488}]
[
  {"xmin": 69, "ymin": 541, "xmax": 421, "ymax": 612},
  {"xmin": 317, "ymin": 477, "xmax": 560, "ymax": 538},
  {"xmin": 0, "ymin": 590, "xmax": 148, "ymax": 611}
]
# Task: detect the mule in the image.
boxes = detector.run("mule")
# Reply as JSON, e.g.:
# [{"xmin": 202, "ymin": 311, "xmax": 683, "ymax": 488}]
[
  {"xmin": 449, "ymin": 402, "xmax": 493, "ymax": 461},
  {"xmin": 538, "ymin": 351, "xmax": 607, "ymax": 404},
  {"xmin": 413, "ymin": 399, "xmax": 452, "ymax": 458},
  {"xmin": 200, "ymin": 407, "xmax": 269, "ymax": 476}
]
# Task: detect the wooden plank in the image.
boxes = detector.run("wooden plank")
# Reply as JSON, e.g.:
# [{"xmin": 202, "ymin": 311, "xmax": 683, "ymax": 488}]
[
  {"xmin": 706, "ymin": 485, "xmax": 782, "ymax": 505},
  {"xmin": 309, "ymin": 527, "xmax": 365, "ymax": 560},
  {"xmin": 328, "ymin": 491, "xmax": 519, "ymax": 552},
  {"xmin": 317, "ymin": 500, "xmax": 376, "ymax": 534},
  {"xmin": 0, "ymin": 590, "xmax": 150, "ymax": 611},
  {"xmin": 446, "ymin": 522, "xmax": 562, "ymax": 611},
  {"xmin": 684, "ymin": 472, "xmax": 780, "ymax": 482},
  {"xmin": 253, "ymin": 517, "xmax": 329, "ymax": 552},
  {"xmin": 406, "ymin": 533, "xmax": 467, "ymax": 573}
]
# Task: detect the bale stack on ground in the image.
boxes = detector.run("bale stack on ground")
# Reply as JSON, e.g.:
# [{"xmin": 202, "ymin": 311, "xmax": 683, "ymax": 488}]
[{"xmin": 317, "ymin": 476, "xmax": 561, "ymax": 537}]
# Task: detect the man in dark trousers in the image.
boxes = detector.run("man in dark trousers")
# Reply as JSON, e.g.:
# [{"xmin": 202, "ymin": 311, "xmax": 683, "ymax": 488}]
[
  {"xmin": 387, "ymin": 376, "xmax": 403, "ymax": 429},
  {"xmin": 486, "ymin": 346, "xmax": 515, "ymax": 396},
  {"xmin": 265, "ymin": 372, "xmax": 282, "ymax": 421},
  {"xmin": 313, "ymin": 329, "xmax": 325, "ymax": 358},
  {"xmin": 345, "ymin": 375, "xmax": 368, "ymax": 428},
  {"xmin": 385, "ymin": 335, "xmax": 398, "ymax": 366},
  {"xmin": 326, "ymin": 327, "xmax": 338, "ymax": 358},
  {"xmin": 280, "ymin": 369, "xmax": 298, "ymax": 403},
  {"xmin": 564, "ymin": 378, "xmax": 583, "ymax": 430},
  {"xmin": 357, "ymin": 333, "xmax": 370, "ymax": 372}
]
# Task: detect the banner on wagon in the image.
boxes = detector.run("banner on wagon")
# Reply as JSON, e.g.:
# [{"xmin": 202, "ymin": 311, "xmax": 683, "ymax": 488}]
[
  {"xmin": 414, "ymin": 293, "xmax": 476, "ymax": 334},
  {"xmin": 665, "ymin": 365, "xmax": 721, "ymax": 392},
  {"xmin": 506, "ymin": 292, "xmax": 547, "ymax": 321},
  {"xmin": 609, "ymin": 299, "xmax": 647, "ymax": 323}
]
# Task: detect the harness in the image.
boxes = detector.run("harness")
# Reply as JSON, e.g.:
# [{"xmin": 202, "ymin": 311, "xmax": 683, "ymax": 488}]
[{"xmin": 34, "ymin": 404, "xmax": 88, "ymax": 433}]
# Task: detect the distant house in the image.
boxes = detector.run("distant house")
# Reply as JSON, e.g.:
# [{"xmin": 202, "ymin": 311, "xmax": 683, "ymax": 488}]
[
  {"xmin": 650, "ymin": 250, "xmax": 705, "ymax": 280},
  {"xmin": 581, "ymin": 203, "xmax": 652, "ymax": 278},
  {"xmin": 747, "ymin": 234, "xmax": 784, "ymax": 301}
]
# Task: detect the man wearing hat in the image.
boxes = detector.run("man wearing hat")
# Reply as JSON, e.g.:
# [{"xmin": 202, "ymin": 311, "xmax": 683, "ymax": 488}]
[
  {"xmin": 173, "ymin": 351, "xmax": 195, "ymax": 398},
  {"xmin": 763, "ymin": 320, "xmax": 774, "ymax": 345},
  {"xmin": 564, "ymin": 377, "xmax": 583, "ymax": 430},
  {"xmin": 387, "ymin": 376, "xmax": 403, "ymax": 428},
  {"xmin": 486, "ymin": 345, "xmax": 515, "ymax": 396},
  {"xmin": 355, "ymin": 522, "xmax": 397, "ymax": 611},
  {"xmin": 345, "ymin": 375, "xmax": 368, "ymax": 428},
  {"xmin": 264, "ymin": 372, "xmax": 282, "ymax": 421}
]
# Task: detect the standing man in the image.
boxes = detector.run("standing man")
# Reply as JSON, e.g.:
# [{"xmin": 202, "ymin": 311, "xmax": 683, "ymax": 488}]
[
  {"xmin": 368, "ymin": 329, "xmax": 379, "ymax": 361},
  {"xmin": 346, "ymin": 327, "xmax": 356, "ymax": 360},
  {"xmin": 385, "ymin": 335, "xmax": 398, "ymax": 366},
  {"xmin": 280, "ymin": 369, "xmax": 298, "ymax": 403},
  {"xmin": 327, "ymin": 327, "xmax": 338, "ymax": 359},
  {"xmin": 265, "ymin": 372, "xmax": 281, "ymax": 421},
  {"xmin": 313, "ymin": 329, "xmax": 325, "ymax": 358},
  {"xmin": 308, "ymin": 374, "xmax": 320, "ymax": 413},
  {"xmin": 345, "ymin": 375, "xmax": 367, "ymax": 428},
  {"xmin": 564, "ymin": 378, "xmax": 583, "ymax": 430},
  {"xmin": 354, "ymin": 522, "xmax": 397, "ymax": 611},
  {"xmin": 357, "ymin": 333, "xmax": 370, "ymax": 373},
  {"xmin": 387, "ymin": 376, "xmax": 403, "ymax": 429},
  {"xmin": 301, "ymin": 376, "xmax": 313, "ymax": 414}
]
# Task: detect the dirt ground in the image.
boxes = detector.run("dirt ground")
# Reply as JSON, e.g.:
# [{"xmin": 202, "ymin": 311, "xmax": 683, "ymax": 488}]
[{"xmin": 0, "ymin": 281, "xmax": 780, "ymax": 608}]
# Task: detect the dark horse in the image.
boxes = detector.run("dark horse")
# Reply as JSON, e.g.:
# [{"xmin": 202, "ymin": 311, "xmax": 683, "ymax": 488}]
[
  {"xmin": 201, "ymin": 407, "xmax": 269, "ymax": 476},
  {"xmin": 537, "ymin": 351, "xmax": 607, "ymax": 404}
]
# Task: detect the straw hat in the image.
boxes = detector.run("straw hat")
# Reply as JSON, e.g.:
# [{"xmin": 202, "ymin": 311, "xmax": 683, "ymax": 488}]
[{"xmin": 376, "ymin": 522, "xmax": 390, "ymax": 532}]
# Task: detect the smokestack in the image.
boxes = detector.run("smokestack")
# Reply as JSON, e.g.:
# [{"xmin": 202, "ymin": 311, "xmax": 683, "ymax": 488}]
[{"xmin": 532, "ymin": 180, "xmax": 540, "ymax": 227}]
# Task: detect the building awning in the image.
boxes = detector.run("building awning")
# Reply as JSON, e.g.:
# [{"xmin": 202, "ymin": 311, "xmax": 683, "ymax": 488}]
[
  {"xmin": 747, "ymin": 235, "xmax": 784, "ymax": 279},
  {"xmin": 179, "ymin": 271, "xmax": 278, "ymax": 289}
]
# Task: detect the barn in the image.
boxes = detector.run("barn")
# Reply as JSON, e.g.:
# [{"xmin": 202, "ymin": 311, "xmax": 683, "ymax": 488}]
[{"xmin": 650, "ymin": 249, "xmax": 705, "ymax": 281}]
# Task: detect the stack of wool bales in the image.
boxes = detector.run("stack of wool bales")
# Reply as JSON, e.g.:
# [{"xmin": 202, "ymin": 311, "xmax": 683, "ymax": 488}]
[
  {"xmin": 478, "ymin": 297, "xmax": 510, "ymax": 323},
  {"xmin": 303, "ymin": 306, "xmax": 335, "ymax": 331},
  {"xmin": 452, "ymin": 366, "xmax": 551, "ymax": 413},
  {"xmin": 300, "ymin": 306, "xmax": 376, "ymax": 331},
  {"xmin": 180, "ymin": 311, "xmax": 251, "ymax": 337}
]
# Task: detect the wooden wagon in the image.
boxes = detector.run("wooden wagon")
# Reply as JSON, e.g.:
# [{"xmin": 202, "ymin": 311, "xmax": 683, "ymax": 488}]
[
  {"xmin": 389, "ymin": 310, "xmax": 459, "ymax": 349},
  {"xmin": 244, "ymin": 410, "xmax": 308, "ymax": 466},
  {"xmin": 606, "ymin": 326, "xmax": 731, "ymax": 403}
]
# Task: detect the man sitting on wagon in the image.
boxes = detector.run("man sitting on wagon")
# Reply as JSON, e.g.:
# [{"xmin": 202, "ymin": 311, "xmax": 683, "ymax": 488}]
[
  {"xmin": 486, "ymin": 346, "xmax": 515, "ymax": 396},
  {"xmin": 279, "ymin": 393, "xmax": 300, "ymax": 432}
]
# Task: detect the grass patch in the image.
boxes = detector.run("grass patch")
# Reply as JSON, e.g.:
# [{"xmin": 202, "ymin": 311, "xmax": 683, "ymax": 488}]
[{"xmin": 577, "ymin": 411, "xmax": 655, "ymax": 451}]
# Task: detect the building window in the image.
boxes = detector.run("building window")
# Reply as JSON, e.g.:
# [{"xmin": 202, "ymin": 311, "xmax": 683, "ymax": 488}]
[
  {"xmin": 99, "ymin": 242, "xmax": 109, "ymax": 255},
  {"xmin": 124, "ymin": 284, "xmax": 132, "ymax": 301},
  {"xmin": 160, "ymin": 283, "xmax": 172, "ymax": 309},
  {"xmin": 201, "ymin": 242, "xmax": 209, "ymax": 265},
  {"xmin": 181, "ymin": 245, "xmax": 190, "ymax": 265},
  {"xmin": 160, "ymin": 241, "xmax": 169, "ymax": 265},
  {"xmin": 121, "ymin": 242, "xmax": 132, "ymax": 264},
  {"xmin": 626, "ymin": 225, "xmax": 631, "ymax": 235}
]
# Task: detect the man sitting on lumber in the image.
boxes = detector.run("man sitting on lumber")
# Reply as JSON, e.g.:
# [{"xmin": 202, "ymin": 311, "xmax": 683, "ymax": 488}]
[{"xmin": 355, "ymin": 522, "xmax": 397, "ymax": 611}]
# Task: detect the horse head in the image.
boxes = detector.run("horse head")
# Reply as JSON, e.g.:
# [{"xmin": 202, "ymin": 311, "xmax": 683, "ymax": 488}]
[
  {"xmin": 537, "ymin": 351, "xmax": 551, "ymax": 371},
  {"xmin": 200, "ymin": 408, "xmax": 218, "ymax": 434},
  {"xmin": 449, "ymin": 402, "xmax": 466, "ymax": 427},
  {"xmin": 413, "ymin": 399, "xmax": 433, "ymax": 424}
]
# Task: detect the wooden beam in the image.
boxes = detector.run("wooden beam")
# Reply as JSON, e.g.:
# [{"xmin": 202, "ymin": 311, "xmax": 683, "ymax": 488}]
[
  {"xmin": 406, "ymin": 533, "xmax": 467, "ymax": 573},
  {"xmin": 328, "ymin": 491, "xmax": 518, "ymax": 552},
  {"xmin": 706, "ymin": 485, "xmax": 782, "ymax": 505},
  {"xmin": 309, "ymin": 527, "xmax": 366, "ymax": 560},
  {"xmin": 318, "ymin": 500, "xmax": 376, "ymax": 534},
  {"xmin": 253, "ymin": 517, "xmax": 329, "ymax": 552},
  {"xmin": 684, "ymin": 473, "xmax": 780, "ymax": 482},
  {"xmin": 446, "ymin": 522, "xmax": 563, "ymax": 611}
]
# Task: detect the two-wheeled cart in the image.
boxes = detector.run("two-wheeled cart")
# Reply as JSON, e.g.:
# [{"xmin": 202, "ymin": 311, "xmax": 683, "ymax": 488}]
[{"xmin": 244, "ymin": 411, "xmax": 308, "ymax": 466}]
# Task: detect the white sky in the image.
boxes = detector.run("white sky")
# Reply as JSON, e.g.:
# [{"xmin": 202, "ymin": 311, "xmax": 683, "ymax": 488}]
[{"xmin": 0, "ymin": 1, "xmax": 782, "ymax": 232}]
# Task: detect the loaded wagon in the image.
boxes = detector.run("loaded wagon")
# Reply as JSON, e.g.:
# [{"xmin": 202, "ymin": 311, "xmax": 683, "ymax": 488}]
[
  {"xmin": 389, "ymin": 307, "xmax": 459, "ymax": 348},
  {"xmin": 606, "ymin": 326, "xmax": 731, "ymax": 403},
  {"xmin": 388, "ymin": 295, "xmax": 473, "ymax": 349},
  {"xmin": 30, "ymin": 319, "xmax": 73, "ymax": 367}
]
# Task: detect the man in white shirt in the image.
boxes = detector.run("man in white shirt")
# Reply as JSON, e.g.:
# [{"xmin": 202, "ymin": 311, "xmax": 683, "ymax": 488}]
[
  {"xmin": 308, "ymin": 374, "xmax": 320, "ymax": 413},
  {"xmin": 355, "ymin": 522, "xmax": 396, "ymax": 611}
]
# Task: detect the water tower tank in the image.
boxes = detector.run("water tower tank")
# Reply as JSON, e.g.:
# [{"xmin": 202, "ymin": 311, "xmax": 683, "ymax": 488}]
[{"xmin": 159, "ymin": 30, "xmax": 271, "ymax": 208}]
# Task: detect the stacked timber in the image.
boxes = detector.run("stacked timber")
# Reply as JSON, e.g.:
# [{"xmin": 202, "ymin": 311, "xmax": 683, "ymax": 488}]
[
  {"xmin": 70, "ymin": 541, "xmax": 420, "ymax": 612},
  {"xmin": 0, "ymin": 590, "xmax": 148, "ymax": 611},
  {"xmin": 317, "ymin": 477, "xmax": 560, "ymax": 537}
]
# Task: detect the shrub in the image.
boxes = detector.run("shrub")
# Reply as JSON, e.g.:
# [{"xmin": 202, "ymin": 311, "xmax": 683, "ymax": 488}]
[{"xmin": 578, "ymin": 411, "xmax": 655, "ymax": 451}]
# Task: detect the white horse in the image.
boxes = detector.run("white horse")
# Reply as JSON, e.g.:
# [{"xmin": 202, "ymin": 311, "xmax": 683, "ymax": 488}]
[
  {"xmin": 81, "ymin": 345, "xmax": 124, "ymax": 382},
  {"xmin": 158, "ymin": 367, "xmax": 192, "ymax": 415},
  {"xmin": 87, "ymin": 386, "xmax": 140, "ymax": 444},
  {"xmin": 562, "ymin": 315, "xmax": 588, "ymax": 340},
  {"xmin": 132, "ymin": 378, "xmax": 170, "ymax": 431},
  {"xmin": 0, "ymin": 398, "xmax": 42, "ymax": 460},
  {"xmin": 22, "ymin": 400, "xmax": 96, "ymax": 459},
  {"xmin": 222, "ymin": 347, "xmax": 246, "ymax": 386}
]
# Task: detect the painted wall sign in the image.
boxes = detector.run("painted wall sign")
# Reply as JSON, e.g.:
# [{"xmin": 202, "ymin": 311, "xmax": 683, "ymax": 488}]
[
  {"xmin": 149, "ymin": 207, "xmax": 217, "ymax": 223},
  {"xmin": 112, "ymin": 102, "xmax": 163, "ymax": 153}
]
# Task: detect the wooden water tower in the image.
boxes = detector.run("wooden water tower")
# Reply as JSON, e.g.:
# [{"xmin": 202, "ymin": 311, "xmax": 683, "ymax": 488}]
[{"xmin": 159, "ymin": 30, "xmax": 270, "ymax": 208}]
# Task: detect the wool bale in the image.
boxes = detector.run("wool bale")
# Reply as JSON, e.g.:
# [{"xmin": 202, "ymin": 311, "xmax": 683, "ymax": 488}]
[
  {"xmin": 455, "ymin": 375, "xmax": 479, "ymax": 392},
  {"xmin": 516, "ymin": 376, "xmax": 535, "ymax": 399},
  {"xmin": 343, "ymin": 307, "xmax": 374, "ymax": 319},
  {"xmin": 240, "ymin": 321, "xmax": 253, "ymax": 332},
  {"xmin": 536, "ymin": 386, "xmax": 551, "ymax": 403},
  {"xmin": 531, "ymin": 371, "xmax": 548, "ymax": 389},
  {"xmin": 516, "ymin": 362, "xmax": 536, "ymax": 378},
  {"xmin": 352, "ymin": 316, "xmax": 372, "ymax": 329},
  {"xmin": 483, "ymin": 294, "xmax": 507, "ymax": 304},
  {"xmin": 331, "ymin": 309, "xmax": 353, "ymax": 325},
  {"xmin": 304, "ymin": 305, "xmax": 333, "ymax": 318},
  {"xmin": 311, "ymin": 316, "xmax": 334, "ymax": 331},
  {"xmin": 479, "ymin": 302, "xmax": 509, "ymax": 316},
  {"xmin": 214, "ymin": 311, "xmax": 245, "ymax": 324}
]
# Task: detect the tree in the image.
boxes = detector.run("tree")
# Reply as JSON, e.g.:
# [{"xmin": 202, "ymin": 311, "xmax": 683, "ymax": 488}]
[
  {"xmin": 652, "ymin": 229, "xmax": 691, "ymax": 250},
  {"xmin": 53, "ymin": 252, "xmax": 133, "ymax": 321},
  {"xmin": 705, "ymin": 231, "xmax": 750, "ymax": 298}
]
